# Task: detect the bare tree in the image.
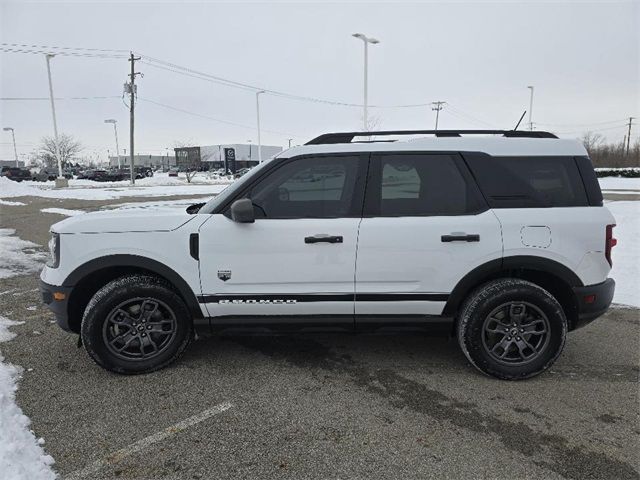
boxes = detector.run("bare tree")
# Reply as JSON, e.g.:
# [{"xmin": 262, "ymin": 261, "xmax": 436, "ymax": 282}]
[
  {"xmin": 37, "ymin": 134, "xmax": 83, "ymax": 169},
  {"xmin": 580, "ymin": 132, "xmax": 605, "ymax": 155}
]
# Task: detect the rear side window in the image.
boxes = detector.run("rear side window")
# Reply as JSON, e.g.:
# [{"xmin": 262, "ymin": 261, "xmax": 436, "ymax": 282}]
[
  {"xmin": 464, "ymin": 155, "xmax": 589, "ymax": 208},
  {"xmin": 366, "ymin": 153, "xmax": 485, "ymax": 216}
]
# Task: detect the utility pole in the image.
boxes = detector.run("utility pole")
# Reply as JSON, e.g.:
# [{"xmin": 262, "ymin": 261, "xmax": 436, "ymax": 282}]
[
  {"xmin": 45, "ymin": 54, "xmax": 66, "ymax": 186},
  {"xmin": 527, "ymin": 86, "xmax": 535, "ymax": 131},
  {"xmin": 256, "ymin": 90, "xmax": 265, "ymax": 162},
  {"xmin": 127, "ymin": 53, "xmax": 142, "ymax": 185},
  {"xmin": 626, "ymin": 117, "xmax": 635, "ymax": 156},
  {"xmin": 431, "ymin": 101, "xmax": 446, "ymax": 130}
]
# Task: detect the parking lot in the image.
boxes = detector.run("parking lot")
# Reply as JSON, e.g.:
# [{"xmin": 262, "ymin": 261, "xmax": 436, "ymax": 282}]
[{"xmin": 1, "ymin": 193, "xmax": 639, "ymax": 480}]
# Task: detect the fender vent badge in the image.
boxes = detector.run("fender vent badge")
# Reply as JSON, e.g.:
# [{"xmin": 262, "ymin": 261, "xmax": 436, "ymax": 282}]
[{"xmin": 218, "ymin": 270, "xmax": 232, "ymax": 282}]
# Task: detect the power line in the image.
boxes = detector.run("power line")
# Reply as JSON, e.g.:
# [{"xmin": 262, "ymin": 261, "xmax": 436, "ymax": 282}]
[
  {"xmin": 139, "ymin": 97, "xmax": 301, "ymax": 138},
  {"xmin": 1, "ymin": 96, "xmax": 120, "ymax": 100},
  {"xmin": 1, "ymin": 42, "xmax": 128, "ymax": 53},
  {"xmin": 138, "ymin": 54, "xmax": 433, "ymax": 109},
  {"xmin": 536, "ymin": 118, "xmax": 630, "ymax": 128},
  {"xmin": 0, "ymin": 47, "xmax": 126, "ymax": 59}
]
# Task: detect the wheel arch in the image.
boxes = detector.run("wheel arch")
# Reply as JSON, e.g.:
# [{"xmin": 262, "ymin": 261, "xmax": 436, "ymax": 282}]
[
  {"xmin": 64, "ymin": 254, "xmax": 202, "ymax": 333},
  {"xmin": 444, "ymin": 256, "xmax": 582, "ymax": 330}
]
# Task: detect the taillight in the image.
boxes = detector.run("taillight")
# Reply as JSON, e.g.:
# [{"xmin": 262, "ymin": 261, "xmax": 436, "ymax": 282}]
[{"xmin": 605, "ymin": 224, "xmax": 617, "ymax": 267}]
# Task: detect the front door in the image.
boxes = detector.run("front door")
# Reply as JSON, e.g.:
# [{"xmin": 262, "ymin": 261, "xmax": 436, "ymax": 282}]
[
  {"xmin": 198, "ymin": 153, "xmax": 368, "ymax": 325},
  {"xmin": 355, "ymin": 152, "xmax": 502, "ymax": 319}
]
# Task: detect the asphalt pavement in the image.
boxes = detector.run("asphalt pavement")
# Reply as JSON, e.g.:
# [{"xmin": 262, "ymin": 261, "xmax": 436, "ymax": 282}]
[{"xmin": 1, "ymin": 194, "xmax": 638, "ymax": 480}]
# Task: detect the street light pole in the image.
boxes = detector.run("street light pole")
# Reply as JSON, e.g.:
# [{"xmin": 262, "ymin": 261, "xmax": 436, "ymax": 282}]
[
  {"xmin": 527, "ymin": 86, "xmax": 535, "ymax": 131},
  {"xmin": 2, "ymin": 127, "xmax": 18, "ymax": 166},
  {"xmin": 256, "ymin": 90, "xmax": 265, "ymax": 162},
  {"xmin": 104, "ymin": 119, "xmax": 121, "ymax": 168},
  {"xmin": 352, "ymin": 33, "xmax": 380, "ymax": 131},
  {"xmin": 45, "ymin": 54, "xmax": 64, "ymax": 182}
]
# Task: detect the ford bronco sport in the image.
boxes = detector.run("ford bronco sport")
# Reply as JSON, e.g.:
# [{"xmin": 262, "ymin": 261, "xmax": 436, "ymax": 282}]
[{"xmin": 40, "ymin": 130, "xmax": 616, "ymax": 379}]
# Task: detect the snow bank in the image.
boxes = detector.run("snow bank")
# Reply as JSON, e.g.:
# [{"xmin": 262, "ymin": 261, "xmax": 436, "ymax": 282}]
[
  {"xmin": 0, "ymin": 316, "xmax": 56, "ymax": 480},
  {"xmin": 40, "ymin": 208, "xmax": 85, "ymax": 217},
  {"xmin": 0, "ymin": 200, "xmax": 27, "ymax": 206},
  {"xmin": 0, "ymin": 229, "xmax": 47, "ymax": 279},
  {"xmin": 0, "ymin": 176, "xmax": 231, "ymax": 201},
  {"xmin": 598, "ymin": 177, "xmax": 640, "ymax": 191},
  {"xmin": 606, "ymin": 201, "xmax": 640, "ymax": 308}
]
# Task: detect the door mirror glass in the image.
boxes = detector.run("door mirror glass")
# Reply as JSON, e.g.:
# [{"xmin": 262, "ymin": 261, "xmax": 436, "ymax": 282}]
[{"xmin": 230, "ymin": 198, "xmax": 255, "ymax": 223}]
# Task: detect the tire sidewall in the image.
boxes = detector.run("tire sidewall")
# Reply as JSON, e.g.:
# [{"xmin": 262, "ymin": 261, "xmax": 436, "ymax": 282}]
[
  {"xmin": 81, "ymin": 277, "xmax": 192, "ymax": 374},
  {"xmin": 459, "ymin": 280, "xmax": 567, "ymax": 380}
]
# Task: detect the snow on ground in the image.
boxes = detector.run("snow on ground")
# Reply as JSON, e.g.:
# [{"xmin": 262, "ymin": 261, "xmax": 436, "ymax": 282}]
[
  {"xmin": 0, "ymin": 316, "xmax": 56, "ymax": 480},
  {"xmin": 103, "ymin": 197, "xmax": 210, "ymax": 211},
  {"xmin": 606, "ymin": 201, "xmax": 640, "ymax": 308},
  {"xmin": 0, "ymin": 229, "xmax": 47, "ymax": 280},
  {"xmin": 598, "ymin": 176, "xmax": 640, "ymax": 191},
  {"xmin": 0, "ymin": 199, "xmax": 27, "ymax": 206},
  {"xmin": 0, "ymin": 174, "xmax": 232, "ymax": 201},
  {"xmin": 40, "ymin": 208, "xmax": 85, "ymax": 217}
]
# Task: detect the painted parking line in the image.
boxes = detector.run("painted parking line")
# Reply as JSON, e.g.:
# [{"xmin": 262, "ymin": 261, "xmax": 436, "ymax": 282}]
[{"xmin": 64, "ymin": 402, "xmax": 233, "ymax": 480}]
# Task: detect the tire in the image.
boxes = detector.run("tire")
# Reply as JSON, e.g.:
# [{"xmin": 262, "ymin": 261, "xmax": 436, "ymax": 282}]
[
  {"xmin": 457, "ymin": 278, "xmax": 567, "ymax": 380},
  {"xmin": 81, "ymin": 275, "xmax": 193, "ymax": 374}
]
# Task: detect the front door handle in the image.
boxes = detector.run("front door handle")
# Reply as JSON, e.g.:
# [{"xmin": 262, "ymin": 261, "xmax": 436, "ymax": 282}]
[
  {"xmin": 305, "ymin": 235, "xmax": 344, "ymax": 244},
  {"xmin": 441, "ymin": 234, "xmax": 480, "ymax": 242}
]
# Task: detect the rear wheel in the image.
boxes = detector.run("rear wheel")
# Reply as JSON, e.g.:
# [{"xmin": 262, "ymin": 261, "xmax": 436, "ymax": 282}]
[
  {"xmin": 81, "ymin": 275, "xmax": 193, "ymax": 374},
  {"xmin": 457, "ymin": 278, "xmax": 567, "ymax": 380}
]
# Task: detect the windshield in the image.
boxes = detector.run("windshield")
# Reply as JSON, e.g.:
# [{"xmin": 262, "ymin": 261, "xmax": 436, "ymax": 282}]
[{"xmin": 199, "ymin": 159, "xmax": 274, "ymax": 214}]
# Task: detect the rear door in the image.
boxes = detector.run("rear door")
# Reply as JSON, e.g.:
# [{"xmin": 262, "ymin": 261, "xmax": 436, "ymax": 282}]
[{"xmin": 355, "ymin": 152, "xmax": 503, "ymax": 320}]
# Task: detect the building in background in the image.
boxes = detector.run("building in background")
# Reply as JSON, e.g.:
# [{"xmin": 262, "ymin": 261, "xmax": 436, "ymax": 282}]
[
  {"xmin": 108, "ymin": 154, "xmax": 174, "ymax": 169},
  {"xmin": 175, "ymin": 143, "xmax": 282, "ymax": 172},
  {"xmin": 108, "ymin": 143, "xmax": 282, "ymax": 171},
  {"xmin": 0, "ymin": 159, "xmax": 25, "ymax": 168}
]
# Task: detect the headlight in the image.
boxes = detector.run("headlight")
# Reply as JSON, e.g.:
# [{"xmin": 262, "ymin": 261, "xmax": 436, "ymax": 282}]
[{"xmin": 47, "ymin": 232, "xmax": 60, "ymax": 268}]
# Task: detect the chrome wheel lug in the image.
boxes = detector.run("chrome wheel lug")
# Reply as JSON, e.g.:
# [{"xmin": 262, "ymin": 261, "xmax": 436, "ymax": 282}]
[
  {"xmin": 516, "ymin": 336, "xmax": 521, "ymax": 341},
  {"xmin": 507, "ymin": 336, "xmax": 512, "ymax": 340}
]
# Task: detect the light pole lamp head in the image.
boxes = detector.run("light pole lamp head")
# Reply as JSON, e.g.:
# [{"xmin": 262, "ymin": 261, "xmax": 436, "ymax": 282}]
[
  {"xmin": 104, "ymin": 119, "xmax": 117, "ymax": 124},
  {"xmin": 352, "ymin": 33, "xmax": 380, "ymax": 44},
  {"xmin": 3, "ymin": 127, "xmax": 13, "ymax": 132}
]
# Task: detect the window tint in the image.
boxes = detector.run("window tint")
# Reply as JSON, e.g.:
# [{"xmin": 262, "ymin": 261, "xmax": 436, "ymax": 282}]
[
  {"xmin": 246, "ymin": 155, "xmax": 361, "ymax": 219},
  {"xmin": 464, "ymin": 155, "xmax": 589, "ymax": 208},
  {"xmin": 372, "ymin": 154, "xmax": 483, "ymax": 216}
]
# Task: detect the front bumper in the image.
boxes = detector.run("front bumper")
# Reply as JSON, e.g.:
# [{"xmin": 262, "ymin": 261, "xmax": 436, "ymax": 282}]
[
  {"xmin": 40, "ymin": 280, "xmax": 74, "ymax": 332},
  {"xmin": 571, "ymin": 278, "xmax": 615, "ymax": 330}
]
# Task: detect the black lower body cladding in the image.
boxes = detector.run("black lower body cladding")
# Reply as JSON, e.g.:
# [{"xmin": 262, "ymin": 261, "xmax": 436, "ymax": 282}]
[{"xmin": 571, "ymin": 278, "xmax": 615, "ymax": 329}]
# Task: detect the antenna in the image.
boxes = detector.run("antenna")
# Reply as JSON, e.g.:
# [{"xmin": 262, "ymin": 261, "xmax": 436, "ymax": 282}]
[{"xmin": 514, "ymin": 111, "xmax": 527, "ymax": 131}]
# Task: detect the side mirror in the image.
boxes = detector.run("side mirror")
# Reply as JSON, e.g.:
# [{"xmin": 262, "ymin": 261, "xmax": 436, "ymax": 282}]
[{"xmin": 230, "ymin": 198, "xmax": 255, "ymax": 223}]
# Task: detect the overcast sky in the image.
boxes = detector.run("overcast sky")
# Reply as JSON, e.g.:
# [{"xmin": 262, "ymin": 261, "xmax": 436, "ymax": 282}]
[{"xmin": 1, "ymin": 0, "xmax": 638, "ymax": 162}]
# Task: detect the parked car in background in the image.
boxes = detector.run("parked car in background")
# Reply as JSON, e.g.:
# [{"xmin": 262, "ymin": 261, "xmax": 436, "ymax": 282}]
[
  {"xmin": 78, "ymin": 169, "xmax": 108, "ymax": 181},
  {"xmin": 234, "ymin": 167, "xmax": 251, "ymax": 178},
  {"xmin": 1, "ymin": 166, "xmax": 32, "ymax": 182},
  {"xmin": 136, "ymin": 166, "xmax": 154, "ymax": 178},
  {"xmin": 32, "ymin": 168, "xmax": 73, "ymax": 181},
  {"xmin": 168, "ymin": 167, "xmax": 179, "ymax": 177}
]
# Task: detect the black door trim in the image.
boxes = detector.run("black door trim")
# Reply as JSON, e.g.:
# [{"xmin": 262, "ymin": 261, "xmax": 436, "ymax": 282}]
[{"xmin": 198, "ymin": 292, "xmax": 449, "ymax": 304}]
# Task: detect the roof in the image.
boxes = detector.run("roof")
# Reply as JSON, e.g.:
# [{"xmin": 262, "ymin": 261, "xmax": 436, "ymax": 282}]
[{"xmin": 280, "ymin": 134, "xmax": 587, "ymax": 158}]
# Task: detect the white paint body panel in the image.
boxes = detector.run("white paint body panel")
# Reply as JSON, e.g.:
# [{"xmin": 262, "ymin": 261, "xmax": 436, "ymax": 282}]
[
  {"xmin": 355, "ymin": 211, "xmax": 503, "ymax": 315},
  {"xmin": 197, "ymin": 215, "xmax": 359, "ymax": 317},
  {"xmin": 494, "ymin": 207, "xmax": 614, "ymax": 286}
]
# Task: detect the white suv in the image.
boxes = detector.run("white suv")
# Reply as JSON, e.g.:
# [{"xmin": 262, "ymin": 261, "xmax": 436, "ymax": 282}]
[{"xmin": 40, "ymin": 130, "xmax": 616, "ymax": 379}]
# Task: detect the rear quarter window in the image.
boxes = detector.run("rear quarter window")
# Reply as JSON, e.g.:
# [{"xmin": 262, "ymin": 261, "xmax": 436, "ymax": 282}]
[{"xmin": 463, "ymin": 154, "xmax": 590, "ymax": 208}]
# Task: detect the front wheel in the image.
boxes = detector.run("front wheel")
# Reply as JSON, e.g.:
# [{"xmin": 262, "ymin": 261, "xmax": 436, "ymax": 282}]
[
  {"xmin": 81, "ymin": 275, "xmax": 193, "ymax": 374},
  {"xmin": 457, "ymin": 279, "xmax": 567, "ymax": 380}
]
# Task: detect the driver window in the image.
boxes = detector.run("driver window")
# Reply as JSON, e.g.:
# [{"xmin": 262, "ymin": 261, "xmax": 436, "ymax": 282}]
[{"xmin": 247, "ymin": 156, "xmax": 360, "ymax": 219}]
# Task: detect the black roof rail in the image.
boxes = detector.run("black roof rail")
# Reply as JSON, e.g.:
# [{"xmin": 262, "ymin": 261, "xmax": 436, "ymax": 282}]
[{"xmin": 305, "ymin": 129, "xmax": 558, "ymax": 145}]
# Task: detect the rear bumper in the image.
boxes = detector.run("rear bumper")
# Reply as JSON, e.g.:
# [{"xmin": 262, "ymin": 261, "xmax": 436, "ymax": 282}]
[
  {"xmin": 571, "ymin": 278, "xmax": 615, "ymax": 330},
  {"xmin": 40, "ymin": 280, "xmax": 74, "ymax": 332}
]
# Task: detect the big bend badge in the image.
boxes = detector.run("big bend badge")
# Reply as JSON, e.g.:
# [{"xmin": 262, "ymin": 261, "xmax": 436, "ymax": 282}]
[{"xmin": 218, "ymin": 270, "xmax": 232, "ymax": 282}]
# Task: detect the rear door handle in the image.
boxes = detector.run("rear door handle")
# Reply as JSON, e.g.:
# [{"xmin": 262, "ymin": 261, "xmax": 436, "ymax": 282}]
[
  {"xmin": 441, "ymin": 234, "xmax": 480, "ymax": 242},
  {"xmin": 305, "ymin": 235, "xmax": 343, "ymax": 244}
]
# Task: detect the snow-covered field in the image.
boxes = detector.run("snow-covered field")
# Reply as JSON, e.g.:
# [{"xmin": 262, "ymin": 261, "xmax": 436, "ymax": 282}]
[
  {"xmin": 606, "ymin": 201, "xmax": 640, "ymax": 308},
  {"xmin": 0, "ymin": 173, "xmax": 232, "ymax": 201}
]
